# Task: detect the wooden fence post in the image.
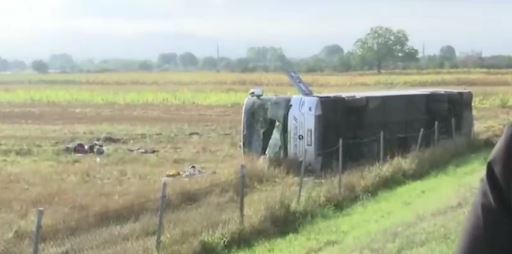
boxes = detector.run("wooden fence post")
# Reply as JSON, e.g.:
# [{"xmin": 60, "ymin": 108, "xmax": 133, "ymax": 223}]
[
  {"xmin": 297, "ymin": 150, "xmax": 307, "ymax": 204},
  {"xmin": 338, "ymin": 138, "xmax": 343, "ymax": 195},
  {"xmin": 416, "ymin": 128, "xmax": 424, "ymax": 152},
  {"xmin": 434, "ymin": 121, "xmax": 439, "ymax": 146},
  {"xmin": 156, "ymin": 179, "xmax": 168, "ymax": 253},
  {"xmin": 451, "ymin": 117, "xmax": 456, "ymax": 138},
  {"xmin": 32, "ymin": 208, "xmax": 44, "ymax": 254},
  {"xmin": 380, "ymin": 130, "xmax": 384, "ymax": 163},
  {"xmin": 239, "ymin": 164, "xmax": 246, "ymax": 227}
]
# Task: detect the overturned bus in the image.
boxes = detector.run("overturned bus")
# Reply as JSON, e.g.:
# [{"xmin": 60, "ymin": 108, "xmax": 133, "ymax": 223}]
[{"xmin": 241, "ymin": 72, "xmax": 473, "ymax": 173}]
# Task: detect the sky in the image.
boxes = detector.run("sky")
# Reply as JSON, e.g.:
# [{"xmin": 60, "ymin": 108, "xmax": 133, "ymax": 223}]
[{"xmin": 1, "ymin": 0, "xmax": 512, "ymax": 61}]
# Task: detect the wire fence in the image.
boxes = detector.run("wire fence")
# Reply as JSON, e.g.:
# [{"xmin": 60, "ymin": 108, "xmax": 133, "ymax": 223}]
[
  {"xmin": 3, "ymin": 119, "xmax": 467, "ymax": 254},
  {"xmin": 319, "ymin": 124, "xmax": 446, "ymax": 170}
]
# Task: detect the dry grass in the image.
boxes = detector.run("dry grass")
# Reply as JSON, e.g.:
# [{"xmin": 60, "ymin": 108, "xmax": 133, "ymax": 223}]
[
  {"xmin": 0, "ymin": 123, "xmax": 489, "ymax": 254},
  {"xmin": 0, "ymin": 123, "xmax": 242, "ymax": 253},
  {"xmin": 0, "ymin": 71, "xmax": 510, "ymax": 253}
]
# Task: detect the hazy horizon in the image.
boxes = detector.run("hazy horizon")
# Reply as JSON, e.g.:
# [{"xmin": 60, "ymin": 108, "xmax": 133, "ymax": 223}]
[{"xmin": 1, "ymin": 0, "xmax": 512, "ymax": 61}]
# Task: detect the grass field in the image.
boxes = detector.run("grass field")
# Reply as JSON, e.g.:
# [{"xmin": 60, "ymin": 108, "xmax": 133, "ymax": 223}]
[
  {"xmin": 1, "ymin": 72, "xmax": 512, "ymax": 107},
  {"xmin": 236, "ymin": 150, "xmax": 489, "ymax": 254},
  {"xmin": 0, "ymin": 71, "xmax": 510, "ymax": 253}
]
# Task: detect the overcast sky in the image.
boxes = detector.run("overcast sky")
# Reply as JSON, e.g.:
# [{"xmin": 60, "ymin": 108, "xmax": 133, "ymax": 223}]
[{"xmin": 1, "ymin": 0, "xmax": 512, "ymax": 61}]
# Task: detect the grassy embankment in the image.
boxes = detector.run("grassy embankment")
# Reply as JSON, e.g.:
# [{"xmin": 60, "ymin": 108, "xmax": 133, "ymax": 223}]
[{"xmin": 236, "ymin": 150, "xmax": 490, "ymax": 254}]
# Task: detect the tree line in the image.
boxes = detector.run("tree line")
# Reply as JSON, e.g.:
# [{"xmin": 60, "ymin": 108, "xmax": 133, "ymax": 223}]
[{"xmin": 2, "ymin": 26, "xmax": 512, "ymax": 74}]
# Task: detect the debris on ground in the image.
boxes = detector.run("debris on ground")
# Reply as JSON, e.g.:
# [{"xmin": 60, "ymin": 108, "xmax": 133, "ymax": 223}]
[
  {"xmin": 165, "ymin": 165, "xmax": 205, "ymax": 178},
  {"xmin": 182, "ymin": 165, "xmax": 204, "ymax": 177},
  {"xmin": 100, "ymin": 135, "xmax": 122, "ymax": 144},
  {"xmin": 65, "ymin": 142, "xmax": 105, "ymax": 155},
  {"xmin": 127, "ymin": 147, "xmax": 159, "ymax": 154},
  {"xmin": 71, "ymin": 143, "xmax": 88, "ymax": 154},
  {"xmin": 188, "ymin": 132, "xmax": 201, "ymax": 137},
  {"xmin": 94, "ymin": 146, "xmax": 105, "ymax": 156},
  {"xmin": 165, "ymin": 170, "xmax": 181, "ymax": 178}
]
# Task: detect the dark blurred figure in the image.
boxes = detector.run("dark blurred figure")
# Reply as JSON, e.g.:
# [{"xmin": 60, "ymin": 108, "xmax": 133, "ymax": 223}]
[{"xmin": 458, "ymin": 125, "xmax": 512, "ymax": 253}]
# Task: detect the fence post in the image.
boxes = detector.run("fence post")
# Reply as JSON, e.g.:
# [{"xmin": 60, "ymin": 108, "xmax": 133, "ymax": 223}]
[
  {"xmin": 297, "ymin": 150, "xmax": 307, "ymax": 204},
  {"xmin": 156, "ymin": 179, "xmax": 168, "ymax": 253},
  {"xmin": 239, "ymin": 164, "xmax": 246, "ymax": 227},
  {"xmin": 451, "ymin": 117, "xmax": 456, "ymax": 138},
  {"xmin": 434, "ymin": 121, "xmax": 439, "ymax": 146},
  {"xmin": 32, "ymin": 208, "xmax": 44, "ymax": 254},
  {"xmin": 416, "ymin": 128, "xmax": 424, "ymax": 152},
  {"xmin": 380, "ymin": 130, "xmax": 384, "ymax": 163},
  {"xmin": 338, "ymin": 138, "xmax": 343, "ymax": 195}
]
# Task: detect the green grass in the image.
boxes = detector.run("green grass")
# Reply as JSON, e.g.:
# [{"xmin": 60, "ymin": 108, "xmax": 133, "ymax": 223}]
[
  {"xmin": 235, "ymin": 150, "xmax": 489, "ymax": 254},
  {"xmin": 0, "ymin": 88, "xmax": 247, "ymax": 106},
  {"xmin": 0, "ymin": 86, "xmax": 510, "ymax": 107},
  {"xmin": 0, "ymin": 71, "xmax": 512, "ymax": 106},
  {"xmin": 0, "ymin": 70, "xmax": 512, "ymax": 105},
  {"xmin": 2, "ymin": 70, "xmax": 512, "ymax": 87}
]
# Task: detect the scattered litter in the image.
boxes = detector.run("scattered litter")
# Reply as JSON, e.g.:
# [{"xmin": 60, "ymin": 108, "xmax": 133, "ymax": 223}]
[
  {"xmin": 71, "ymin": 143, "xmax": 88, "ymax": 154},
  {"xmin": 65, "ymin": 141, "xmax": 105, "ymax": 156},
  {"xmin": 182, "ymin": 165, "xmax": 204, "ymax": 177},
  {"xmin": 94, "ymin": 146, "xmax": 105, "ymax": 156},
  {"xmin": 100, "ymin": 135, "xmax": 122, "ymax": 144},
  {"xmin": 87, "ymin": 141, "xmax": 102, "ymax": 153},
  {"xmin": 127, "ymin": 147, "xmax": 159, "ymax": 154},
  {"xmin": 165, "ymin": 170, "xmax": 181, "ymax": 178},
  {"xmin": 165, "ymin": 165, "xmax": 205, "ymax": 179}
]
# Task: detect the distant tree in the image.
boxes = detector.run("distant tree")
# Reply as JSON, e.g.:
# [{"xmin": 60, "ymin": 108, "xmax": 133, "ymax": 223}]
[
  {"xmin": 138, "ymin": 60, "xmax": 154, "ymax": 71},
  {"xmin": 314, "ymin": 44, "xmax": 345, "ymax": 72},
  {"xmin": 8, "ymin": 59, "xmax": 27, "ymax": 71},
  {"xmin": 421, "ymin": 55, "xmax": 440, "ymax": 69},
  {"xmin": 178, "ymin": 52, "xmax": 199, "ymax": 70},
  {"xmin": 458, "ymin": 51, "xmax": 484, "ymax": 68},
  {"xmin": 200, "ymin": 57, "xmax": 218, "ymax": 71},
  {"xmin": 299, "ymin": 57, "xmax": 326, "ymax": 72},
  {"xmin": 75, "ymin": 59, "xmax": 96, "ymax": 72},
  {"xmin": 31, "ymin": 60, "xmax": 49, "ymax": 74},
  {"xmin": 234, "ymin": 58, "xmax": 251, "ymax": 72},
  {"xmin": 336, "ymin": 51, "xmax": 356, "ymax": 72},
  {"xmin": 354, "ymin": 26, "xmax": 418, "ymax": 73},
  {"xmin": 0, "ymin": 57, "xmax": 8, "ymax": 72},
  {"xmin": 217, "ymin": 57, "xmax": 234, "ymax": 71},
  {"xmin": 246, "ymin": 46, "xmax": 293, "ymax": 72},
  {"xmin": 483, "ymin": 55, "xmax": 512, "ymax": 69},
  {"xmin": 439, "ymin": 45, "xmax": 456, "ymax": 62},
  {"xmin": 96, "ymin": 59, "xmax": 143, "ymax": 72},
  {"xmin": 157, "ymin": 52, "xmax": 178, "ymax": 68},
  {"xmin": 48, "ymin": 53, "xmax": 75, "ymax": 72},
  {"xmin": 318, "ymin": 44, "xmax": 344, "ymax": 59},
  {"xmin": 439, "ymin": 45, "xmax": 457, "ymax": 68}
]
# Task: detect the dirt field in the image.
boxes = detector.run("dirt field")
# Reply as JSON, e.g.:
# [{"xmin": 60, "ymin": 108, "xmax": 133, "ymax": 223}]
[{"xmin": 0, "ymin": 104, "xmax": 240, "ymax": 125}]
